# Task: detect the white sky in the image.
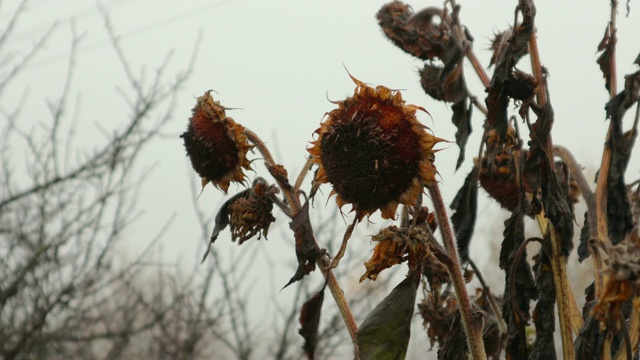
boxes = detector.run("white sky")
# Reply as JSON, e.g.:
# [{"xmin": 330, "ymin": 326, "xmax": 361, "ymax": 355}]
[{"xmin": 3, "ymin": 0, "xmax": 640, "ymax": 358}]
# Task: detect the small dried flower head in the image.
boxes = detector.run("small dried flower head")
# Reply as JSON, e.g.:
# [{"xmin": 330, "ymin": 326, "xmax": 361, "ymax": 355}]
[
  {"xmin": 308, "ymin": 74, "xmax": 442, "ymax": 220},
  {"xmin": 228, "ymin": 179, "xmax": 278, "ymax": 245},
  {"xmin": 478, "ymin": 128, "xmax": 521, "ymax": 212},
  {"xmin": 181, "ymin": 91, "xmax": 252, "ymax": 193},
  {"xmin": 360, "ymin": 225, "xmax": 430, "ymax": 282}
]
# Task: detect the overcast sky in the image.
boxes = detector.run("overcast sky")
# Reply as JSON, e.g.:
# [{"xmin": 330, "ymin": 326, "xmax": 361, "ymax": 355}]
[{"xmin": 3, "ymin": 0, "xmax": 640, "ymax": 358}]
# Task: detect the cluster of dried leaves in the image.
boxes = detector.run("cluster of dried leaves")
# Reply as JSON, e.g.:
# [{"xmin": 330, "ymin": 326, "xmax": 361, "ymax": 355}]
[{"xmin": 181, "ymin": 0, "xmax": 640, "ymax": 359}]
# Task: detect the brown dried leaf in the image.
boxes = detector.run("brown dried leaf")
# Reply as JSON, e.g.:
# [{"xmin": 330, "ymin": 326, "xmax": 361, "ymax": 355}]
[
  {"xmin": 299, "ymin": 287, "xmax": 325, "ymax": 360},
  {"xmin": 602, "ymin": 69, "xmax": 640, "ymax": 244},
  {"xmin": 500, "ymin": 211, "xmax": 536, "ymax": 360},
  {"xmin": 596, "ymin": 25, "xmax": 616, "ymax": 92},
  {"xmin": 450, "ymin": 167, "xmax": 478, "ymax": 260},
  {"xmin": 284, "ymin": 201, "xmax": 321, "ymax": 288},
  {"xmin": 529, "ymin": 249, "xmax": 556, "ymax": 360}
]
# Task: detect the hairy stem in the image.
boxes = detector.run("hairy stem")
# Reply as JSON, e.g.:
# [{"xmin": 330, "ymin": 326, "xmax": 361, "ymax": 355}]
[
  {"xmin": 428, "ymin": 182, "xmax": 487, "ymax": 360},
  {"xmin": 319, "ymin": 253, "xmax": 359, "ymax": 355},
  {"xmin": 529, "ymin": 28, "xmax": 576, "ymax": 360}
]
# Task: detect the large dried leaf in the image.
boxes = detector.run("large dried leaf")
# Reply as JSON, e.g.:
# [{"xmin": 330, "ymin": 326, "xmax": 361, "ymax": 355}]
[
  {"xmin": 500, "ymin": 211, "xmax": 536, "ymax": 360},
  {"xmin": 602, "ymin": 69, "xmax": 640, "ymax": 244},
  {"xmin": 356, "ymin": 271, "xmax": 420, "ymax": 360},
  {"xmin": 284, "ymin": 201, "xmax": 320, "ymax": 288},
  {"xmin": 451, "ymin": 100, "xmax": 472, "ymax": 170},
  {"xmin": 450, "ymin": 167, "xmax": 478, "ymax": 260},
  {"xmin": 299, "ymin": 287, "xmax": 325, "ymax": 360},
  {"xmin": 525, "ymin": 102, "xmax": 574, "ymax": 256},
  {"xmin": 529, "ymin": 249, "xmax": 557, "ymax": 360}
]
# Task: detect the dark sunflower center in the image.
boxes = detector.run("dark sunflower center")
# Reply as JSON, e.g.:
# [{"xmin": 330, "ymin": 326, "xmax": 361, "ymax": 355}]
[
  {"xmin": 320, "ymin": 109, "xmax": 421, "ymax": 212},
  {"xmin": 182, "ymin": 119, "xmax": 239, "ymax": 182}
]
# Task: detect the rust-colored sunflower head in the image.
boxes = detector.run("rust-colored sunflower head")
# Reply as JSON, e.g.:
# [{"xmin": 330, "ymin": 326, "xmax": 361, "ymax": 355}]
[
  {"xmin": 478, "ymin": 127, "xmax": 522, "ymax": 212},
  {"xmin": 181, "ymin": 91, "xmax": 253, "ymax": 193},
  {"xmin": 308, "ymin": 75, "xmax": 442, "ymax": 220}
]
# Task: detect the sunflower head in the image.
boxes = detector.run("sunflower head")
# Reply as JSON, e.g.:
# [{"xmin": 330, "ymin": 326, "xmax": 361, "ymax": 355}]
[
  {"xmin": 181, "ymin": 91, "xmax": 253, "ymax": 193},
  {"xmin": 308, "ymin": 75, "xmax": 441, "ymax": 220}
]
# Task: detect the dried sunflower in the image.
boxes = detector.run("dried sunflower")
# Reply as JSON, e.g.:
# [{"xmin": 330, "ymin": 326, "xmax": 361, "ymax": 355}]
[
  {"xmin": 308, "ymin": 75, "xmax": 441, "ymax": 220},
  {"xmin": 228, "ymin": 179, "xmax": 278, "ymax": 245},
  {"xmin": 181, "ymin": 91, "xmax": 252, "ymax": 193},
  {"xmin": 360, "ymin": 225, "xmax": 430, "ymax": 282}
]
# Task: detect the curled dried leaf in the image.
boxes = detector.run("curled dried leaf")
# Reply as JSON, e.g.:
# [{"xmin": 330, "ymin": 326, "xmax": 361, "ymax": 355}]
[
  {"xmin": 299, "ymin": 287, "xmax": 326, "ymax": 360},
  {"xmin": 285, "ymin": 201, "xmax": 321, "ymax": 288}
]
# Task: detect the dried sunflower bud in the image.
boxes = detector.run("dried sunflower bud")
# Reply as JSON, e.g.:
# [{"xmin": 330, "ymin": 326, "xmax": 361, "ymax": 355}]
[
  {"xmin": 228, "ymin": 179, "xmax": 278, "ymax": 245},
  {"xmin": 181, "ymin": 90, "xmax": 253, "ymax": 193},
  {"xmin": 308, "ymin": 74, "xmax": 442, "ymax": 220},
  {"xmin": 478, "ymin": 128, "xmax": 521, "ymax": 212},
  {"xmin": 360, "ymin": 225, "xmax": 430, "ymax": 282}
]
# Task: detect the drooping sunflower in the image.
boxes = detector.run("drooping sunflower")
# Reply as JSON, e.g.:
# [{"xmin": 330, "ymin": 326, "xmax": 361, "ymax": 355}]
[
  {"xmin": 181, "ymin": 91, "xmax": 253, "ymax": 193},
  {"xmin": 308, "ymin": 75, "xmax": 441, "ymax": 220}
]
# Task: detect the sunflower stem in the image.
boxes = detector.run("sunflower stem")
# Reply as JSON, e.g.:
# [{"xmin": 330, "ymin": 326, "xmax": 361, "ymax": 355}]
[
  {"xmin": 319, "ymin": 253, "xmax": 360, "ymax": 356},
  {"xmin": 529, "ymin": 28, "xmax": 577, "ymax": 360},
  {"xmin": 245, "ymin": 129, "xmax": 299, "ymax": 213},
  {"xmin": 293, "ymin": 158, "xmax": 314, "ymax": 195},
  {"xmin": 427, "ymin": 182, "xmax": 487, "ymax": 360},
  {"xmin": 245, "ymin": 128, "xmax": 360, "ymax": 353}
]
